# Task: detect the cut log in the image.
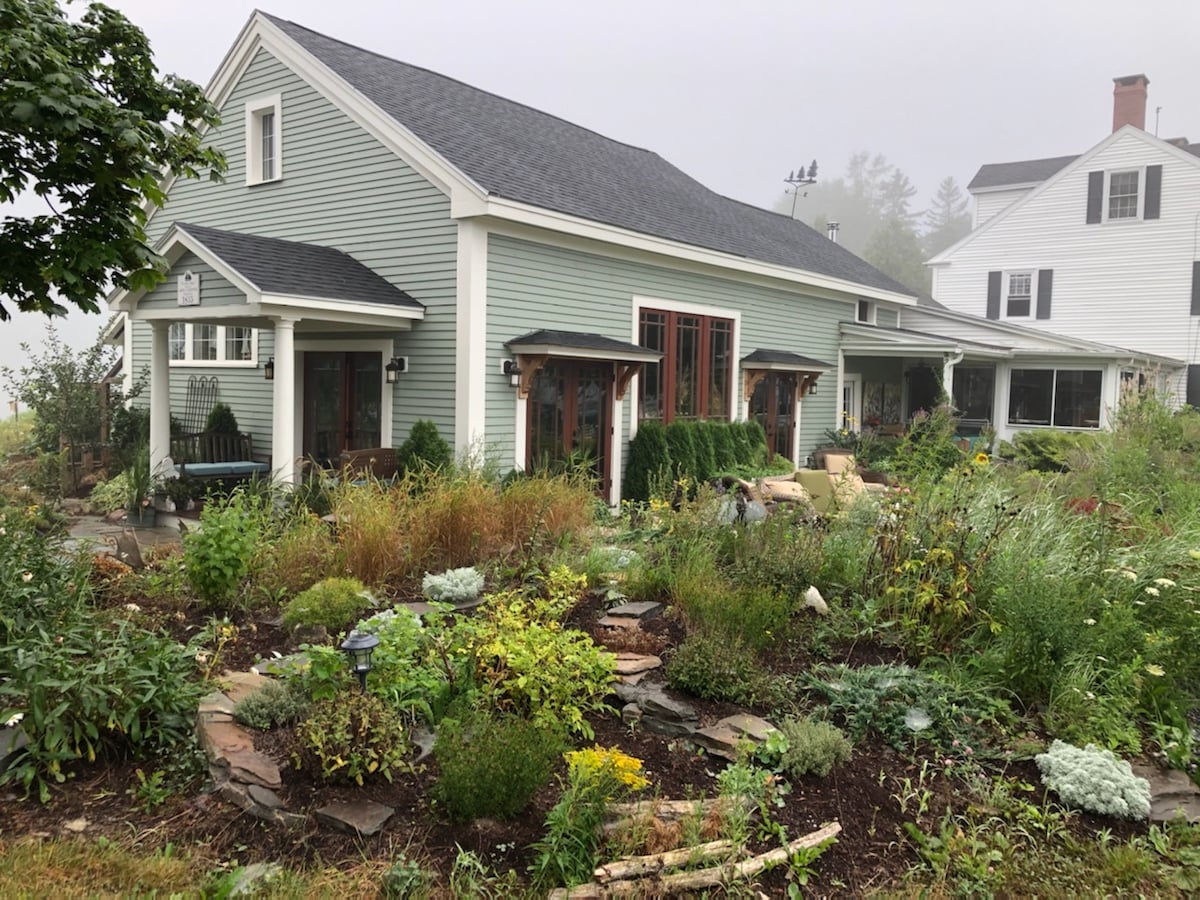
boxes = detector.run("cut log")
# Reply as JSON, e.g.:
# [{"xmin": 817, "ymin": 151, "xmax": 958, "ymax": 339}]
[
  {"xmin": 622, "ymin": 822, "xmax": 841, "ymax": 895},
  {"xmin": 546, "ymin": 884, "xmax": 604, "ymax": 899},
  {"xmin": 595, "ymin": 840, "xmax": 735, "ymax": 883},
  {"xmin": 603, "ymin": 796, "xmax": 753, "ymax": 833}
]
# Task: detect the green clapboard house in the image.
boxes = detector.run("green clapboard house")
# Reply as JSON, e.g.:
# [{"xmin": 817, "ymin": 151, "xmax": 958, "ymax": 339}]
[{"xmin": 111, "ymin": 10, "xmax": 929, "ymax": 504}]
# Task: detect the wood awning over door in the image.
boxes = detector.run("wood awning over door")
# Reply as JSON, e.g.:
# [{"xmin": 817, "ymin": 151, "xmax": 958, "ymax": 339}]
[
  {"xmin": 505, "ymin": 329, "xmax": 662, "ymax": 400},
  {"xmin": 740, "ymin": 348, "xmax": 833, "ymax": 401}
]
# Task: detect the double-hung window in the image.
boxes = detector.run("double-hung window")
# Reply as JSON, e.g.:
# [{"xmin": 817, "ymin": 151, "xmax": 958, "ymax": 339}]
[
  {"xmin": 168, "ymin": 323, "xmax": 258, "ymax": 366},
  {"xmin": 1108, "ymin": 170, "xmax": 1140, "ymax": 220},
  {"xmin": 638, "ymin": 307, "xmax": 734, "ymax": 424},
  {"xmin": 245, "ymin": 94, "xmax": 282, "ymax": 185},
  {"xmin": 1006, "ymin": 272, "xmax": 1032, "ymax": 318}
]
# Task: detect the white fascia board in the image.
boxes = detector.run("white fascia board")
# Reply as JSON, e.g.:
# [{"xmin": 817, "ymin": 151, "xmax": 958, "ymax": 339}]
[
  {"xmin": 508, "ymin": 344, "xmax": 661, "ymax": 364},
  {"xmin": 260, "ymin": 293, "xmax": 424, "ymax": 321},
  {"xmin": 117, "ymin": 225, "xmax": 260, "ymax": 312},
  {"xmin": 968, "ymin": 181, "xmax": 1043, "ymax": 195},
  {"xmin": 476, "ymin": 198, "xmax": 919, "ymax": 306},
  {"xmin": 930, "ymin": 126, "xmax": 1200, "ymax": 266},
  {"xmin": 132, "ymin": 303, "xmax": 265, "ymax": 322},
  {"xmin": 741, "ymin": 360, "xmax": 833, "ymax": 373}
]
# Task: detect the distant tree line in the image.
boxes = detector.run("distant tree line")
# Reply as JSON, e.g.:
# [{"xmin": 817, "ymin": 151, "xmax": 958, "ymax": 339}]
[{"xmin": 777, "ymin": 152, "xmax": 972, "ymax": 296}]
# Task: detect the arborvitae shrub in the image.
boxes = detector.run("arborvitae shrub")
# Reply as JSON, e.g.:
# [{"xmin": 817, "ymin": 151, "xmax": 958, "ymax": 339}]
[
  {"xmin": 398, "ymin": 419, "xmax": 452, "ymax": 474},
  {"xmin": 744, "ymin": 419, "xmax": 769, "ymax": 467},
  {"xmin": 664, "ymin": 422, "xmax": 697, "ymax": 483},
  {"xmin": 729, "ymin": 421, "xmax": 753, "ymax": 466},
  {"xmin": 624, "ymin": 421, "xmax": 670, "ymax": 502},
  {"xmin": 707, "ymin": 421, "xmax": 737, "ymax": 471},
  {"xmin": 689, "ymin": 421, "xmax": 716, "ymax": 482},
  {"xmin": 205, "ymin": 403, "xmax": 239, "ymax": 434}
]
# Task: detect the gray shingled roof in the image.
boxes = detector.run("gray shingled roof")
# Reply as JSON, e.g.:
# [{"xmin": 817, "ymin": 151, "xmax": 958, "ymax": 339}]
[
  {"xmin": 176, "ymin": 223, "xmax": 422, "ymax": 309},
  {"xmin": 968, "ymin": 143, "xmax": 1200, "ymax": 191},
  {"xmin": 264, "ymin": 15, "xmax": 915, "ymax": 298},
  {"xmin": 741, "ymin": 348, "xmax": 832, "ymax": 370},
  {"xmin": 506, "ymin": 329, "xmax": 661, "ymax": 359}
]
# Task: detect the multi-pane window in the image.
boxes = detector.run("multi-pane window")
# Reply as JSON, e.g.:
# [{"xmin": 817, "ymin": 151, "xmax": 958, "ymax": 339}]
[
  {"xmin": 192, "ymin": 324, "xmax": 218, "ymax": 361},
  {"xmin": 1108, "ymin": 170, "xmax": 1140, "ymax": 219},
  {"xmin": 1008, "ymin": 368, "xmax": 1102, "ymax": 428},
  {"xmin": 225, "ymin": 326, "xmax": 253, "ymax": 361},
  {"xmin": 638, "ymin": 308, "xmax": 734, "ymax": 424},
  {"xmin": 168, "ymin": 324, "xmax": 257, "ymax": 365},
  {"xmin": 168, "ymin": 322, "xmax": 186, "ymax": 360},
  {"xmin": 260, "ymin": 112, "xmax": 276, "ymax": 181},
  {"xmin": 1006, "ymin": 272, "xmax": 1032, "ymax": 317}
]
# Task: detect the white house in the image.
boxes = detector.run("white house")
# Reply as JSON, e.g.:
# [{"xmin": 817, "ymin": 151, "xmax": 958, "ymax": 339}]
[{"xmin": 928, "ymin": 74, "xmax": 1200, "ymax": 407}]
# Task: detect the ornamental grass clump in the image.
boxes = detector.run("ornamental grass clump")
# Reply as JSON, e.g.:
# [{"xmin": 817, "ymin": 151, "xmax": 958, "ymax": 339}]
[{"xmin": 1035, "ymin": 740, "xmax": 1150, "ymax": 820}]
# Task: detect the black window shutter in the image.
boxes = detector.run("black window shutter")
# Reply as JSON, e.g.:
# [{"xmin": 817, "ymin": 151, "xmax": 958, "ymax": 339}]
[
  {"xmin": 1189, "ymin": 365, "xmax": 1200, "ymax": 407},
  {"xmin": 1192, "ymin": 260, "xmax": 1200, "ymax": 315},
  {"xmin": 986, "ymin": 271, "xmax": 1001, "ymax": 319},
  {"xmin": 1036, "ymin": 269, "xmax": 1053, "ymax": 319},
  {"xmin": 1086, "ymin": 171, "xmax": 1104, "ymax": 224},
  {"xmin": 1144, "ymin": 165, "xmax": 1162, "ymax": 219}
]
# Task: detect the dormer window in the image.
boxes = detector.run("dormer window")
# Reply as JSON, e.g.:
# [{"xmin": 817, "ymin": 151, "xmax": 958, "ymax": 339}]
[{"xmin": 245, "ymin": 94, "xmax": 282, "ymax": 185}]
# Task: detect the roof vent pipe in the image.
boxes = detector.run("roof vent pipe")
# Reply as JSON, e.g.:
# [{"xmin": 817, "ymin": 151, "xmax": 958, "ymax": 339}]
[{"xmin": 826, "ymin": 221, "xmax": 840, "ymax": 243}]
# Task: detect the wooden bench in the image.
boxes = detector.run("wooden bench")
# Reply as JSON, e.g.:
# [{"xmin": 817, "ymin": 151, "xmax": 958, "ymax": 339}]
[
  {"xmin": 338, "ymin": 447, "xmax": 398, "ymax": 481},
  {"xmin": 170, "ymin": 431, "xmax": 270, "ymax": 481}
]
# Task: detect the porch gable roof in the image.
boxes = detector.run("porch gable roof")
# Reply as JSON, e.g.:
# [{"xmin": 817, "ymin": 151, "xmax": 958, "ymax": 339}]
[
  {"xmin": 741, "ymin": 348, "xmax": 833, "ymax": 372},
  {"xmin": 505, "ymin": 329, "xmax": 662, "ymax": 363}
]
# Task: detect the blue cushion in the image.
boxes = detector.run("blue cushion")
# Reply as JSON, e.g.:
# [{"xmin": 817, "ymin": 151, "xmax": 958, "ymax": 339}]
[{"xmin": 174, "ymin": 461, "xmax": 269, "ymax": 479}]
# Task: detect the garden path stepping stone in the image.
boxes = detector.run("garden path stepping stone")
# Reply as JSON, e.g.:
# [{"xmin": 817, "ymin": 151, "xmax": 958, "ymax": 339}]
[
  {"xmin": 690, "ymin": 714, "xmax": 779, "ymax": 760},
  {"xmin": 316, "ymin": 799, "xmax": 394, "ymax": 836},
  {"xmin": 614, "ymin": 653, "xmax": 662, "ymax": 676},
  {"xmin": 198, "ymin": 690, "xmax": 236, "ymax": 720},
  {"xmin": 1133, "ymin": 764, "xmax": 1200, "ymax": 823},
  {"xmin": 720, "ymin": 713, "xmax": 778, "ymax": 743},
  {"xmin": 605, "ymin": 601, "xmax": 663, "ymax": 621},
  {"xmin": 219, "ymin": 670, "xmax": 269, "ymax": 703},
  {"xmin": 615, "ymin": 684, "xmax": 699, "ymax": 737}
]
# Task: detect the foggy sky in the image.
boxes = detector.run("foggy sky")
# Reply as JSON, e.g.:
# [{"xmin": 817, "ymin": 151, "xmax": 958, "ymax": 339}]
[{"xmin": 3, "ymin": 0, "xmax": 1199, "ymax": 386}]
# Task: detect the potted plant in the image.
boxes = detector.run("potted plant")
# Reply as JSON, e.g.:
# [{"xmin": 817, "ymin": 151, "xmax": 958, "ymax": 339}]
[{"xmin": 124, "ymin": 447, "xmax": 159, "ymax": 528}]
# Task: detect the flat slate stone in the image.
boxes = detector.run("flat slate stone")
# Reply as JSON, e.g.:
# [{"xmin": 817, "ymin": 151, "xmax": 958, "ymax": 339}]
[
  {"xmin": 690, "ymin": 724, "xmax": 743, "ymax": 761},
  {"xmin": 719, "ymin": 713, "xmax": 778, "ymax": 743},
  {"xmin": 199, "ymin": 691, "xmax": 236, "ymax": 718},
  {"xmin": 316, "ymin": 799, "xmax": 394, "ymax": 836},
  {"xmin": 614, "ymin": 653, "xmax": 662, "ymax": 676},
  {"xmin": 606, "ymin": 601, "xmax": 663, "ymax": 620},
  {"xmin": 619, "ymin": 671, "xmax": 651, "ymax": 686},
  {"xmin": 640, "ymin": 687, "xmax": 697, "ymax": 722},
  {"xmin": 247, "ymin": 784, "xmax": 284, "ymax": 810},
  {"xmin": 220, "ymin": 670, "xmax": 270, "ymax": 704},
  {"xmin": 597, "ymin": 615, "xmax": 641, "ymax": 629},
  {"xmin": 224, "ymin": 749, "xmax": 282, "ymax": 790},
  {"xmin": 1133, "ymin": 764, "xmax": 1200, "ymax": 823}
]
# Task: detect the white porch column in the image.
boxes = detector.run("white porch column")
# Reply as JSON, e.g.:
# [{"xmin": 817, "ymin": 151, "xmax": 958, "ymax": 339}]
[
  {"xmin": 149, "ymin": 322, "xmax": 171, "ymax": 479},
  {"xmin": 271, "ymin": 317, "xmax": 299, "ymax": 484}
]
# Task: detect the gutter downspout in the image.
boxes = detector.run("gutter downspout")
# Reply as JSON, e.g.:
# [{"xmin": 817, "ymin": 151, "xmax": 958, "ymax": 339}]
[{"xmin": 942, "ymin": 350, "xmax": 965, "ymax": 405}]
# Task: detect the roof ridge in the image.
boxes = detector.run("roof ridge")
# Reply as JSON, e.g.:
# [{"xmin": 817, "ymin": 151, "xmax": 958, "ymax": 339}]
[{"xmin": 261, "ymin": 12, "xmax": 661, "ymax": 159}]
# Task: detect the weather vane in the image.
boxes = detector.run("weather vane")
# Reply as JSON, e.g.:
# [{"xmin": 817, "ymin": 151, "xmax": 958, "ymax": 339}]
[{"xmin": 784, "ymin": 161, "xmax": 818, "ymax": 218}]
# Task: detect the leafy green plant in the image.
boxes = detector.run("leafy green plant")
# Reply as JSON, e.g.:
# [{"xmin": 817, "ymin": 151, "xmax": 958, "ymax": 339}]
[
  {"xmin": 281, "ymin": 577, "xmax": 371, "ymax": 632},
  {"xmin": 531, "ymin": 746, "xmax": 650, "ymax": 888},
  {"xmin": 233, "ymin": 679, "xmax": 311, "ymax": 730},
  {"xmin": 88, "ymin": 473, "xmax": 130, "ymax": 514},
  {"xmin": 127, "ymin": 768, "xmax": 170, "ymax": 813},
  {"xmin": 204, "ymin": 403, "xmax": 239, "ymax": 434},
  {"xmin": 381, "ymin": 854, "xmax": 427, "ymax": 899},
  {"xmin": 773, "ymin": 716, "xmax": 853, "ymax": 778},
  {"xmin": 183, "ymin": 491, "xmax": 260, "ymax": 607},
  {"xmin": 295, "ymin": 692, "xmax": 412, "ymax": 785},
  {"xmin": 433, "ymin": 708, "xmax": 565, "ymax": 820},
  {"xmin": 397, "ymin": 419, "xmax": 452, "ymax": 474},
  {"xmin": 1036, "ymin": 740, "xmax": 1150, "ymax": 820},
  {"xmin": 666, "ymin": 631, "xmax": 766, "ymax": 704}
]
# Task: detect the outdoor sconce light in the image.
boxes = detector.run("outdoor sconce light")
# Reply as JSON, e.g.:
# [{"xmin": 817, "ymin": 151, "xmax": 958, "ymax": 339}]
[
  {"xmin": 807, "ymin": 381, "xmax": 818, "ymax": 396},
  {"xmin": 263, "ymin": 357, "xmax": 275, "ymax": 381},
  {"xmin": 340, "ymin": 630, "xmax": 380, "ymax": 693},
  {"xmin": 501, "ymin": 359, "xmax": 521, "ymax": 377},
  {"xmin": 385, "ymin": 357, "xmax": 407, "ymax": 383}
]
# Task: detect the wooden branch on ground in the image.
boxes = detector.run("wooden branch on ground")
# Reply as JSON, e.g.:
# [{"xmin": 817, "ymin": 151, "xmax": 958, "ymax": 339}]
[
  {"xmin": 594, "ymin": 840, "xmax": 735, "ymax": 883},
  {"xmin": 602, "ymin": 796, "xmax": 752, "ymax": 834}
]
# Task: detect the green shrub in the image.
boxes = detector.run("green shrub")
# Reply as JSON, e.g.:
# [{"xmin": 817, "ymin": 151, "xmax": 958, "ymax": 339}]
[
  {"xmin": 204, "ymin": 403, "xmax": 239, "ymax": 434},
  {"xmin": 295, "ymin": 692, "xmax": 412, "ymax": 785},
  {"xmin": 743, "ymin": 419, "xmax": 768, "ymax": 466},
  {"xmin": 706, "ymin": 421, "xmax": 737, "ymax": 471},
  {"xmin": 1036, "ymin": 740, "xmax": 1150, "ymax": 820},
  {"xmin": 666, "ymin": 631, "xmax": 766, "ymax": 703},
  {"xmin": 689, "ymin": 421, "xmax": 716, "ymax": 482},
  {"xmin": 1011, "ymin": 430, "xmax": 1096, "ymax": 472},
  {"xmin": 434, "ymin": 709, "xmax": 565, "ymax": 820},
  {"xmin": 624, "ymin": 421, "xmax": 670, "ymax": 501},
  {"xmin": 282, "ymin": 577, "xmax": 370, "ymax": 632},
  {"xmin": 889, "ymin": 405, "xmax": 962, "ymax": 481},
  {"xmin": 397, "ymin": 419, "xmax": 452, "ymax": 474},
  {"xmin": 184, "ymin": 491, "xmax": 259, "ymax": 607},
  {"xmin": 775, "ymin": 716, "xmax": 852, "ymax": 778},
  {"xmin": 88, "ymin": 473, "xmax": 129, "ymax": 514},
  {"xmin": 233, "ymin": 679, "xmax": 311, "ymax": 730},
  {"xmin": 729, "ymin": 421, "xmax": 753, "ymax": 465},
  {"xmin": 664, "ymin": 422, "xmax": 697, "ymax": 482}
]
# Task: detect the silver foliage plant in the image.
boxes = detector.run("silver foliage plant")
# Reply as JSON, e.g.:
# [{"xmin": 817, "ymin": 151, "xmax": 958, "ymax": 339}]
[
  {"xmin": 422, "ymin": 566, "xmax": 485, "ymax": 604},
  {"xmin": 1035, "ymin": 740, "xmax": 1151, "ymax": 820}
]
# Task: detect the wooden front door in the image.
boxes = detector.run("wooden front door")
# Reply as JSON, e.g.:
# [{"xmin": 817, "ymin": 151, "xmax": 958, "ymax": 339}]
[
  {"xmin": 526, "ymin": 360, "xmax": 613, "ymax": 494},
  {"xmin": 750, "ymin": 372, "xmax": 797, "ymax": 463},
  {"xmin": 303, "ymin": 351, "xmax": 382, "ymax": 466}
]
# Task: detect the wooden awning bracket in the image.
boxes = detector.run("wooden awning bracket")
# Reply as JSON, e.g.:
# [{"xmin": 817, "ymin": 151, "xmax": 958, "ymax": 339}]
[
  {"xmin": 743, "ymin": 369, "xmax": 768, "ymax": 403},
  {"xmin": 515, "ymin": 354, "xmax": 549, "ymax": 400},
  {"xmin": 614, "ymin": 362, "xmax": 647, "ymax": 401},
  {"xmin": 799, "ymin": 373, "xmax": 819, "ymax": 397}
]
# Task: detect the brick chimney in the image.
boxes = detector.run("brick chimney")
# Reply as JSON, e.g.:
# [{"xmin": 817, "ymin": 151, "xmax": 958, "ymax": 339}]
[{"xmin": 1112, "ymin": 74, "xmax": 1149, "ymax": 131}]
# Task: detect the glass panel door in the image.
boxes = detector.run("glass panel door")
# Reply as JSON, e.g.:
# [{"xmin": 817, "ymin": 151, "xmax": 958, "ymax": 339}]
[
  {"xmin": 303, "ymin": 351, "xmax": 382, "ymax": 466},
  {"xmin": 526, "ymin": 360, "xmax": 613, "ymax": 494},
  {"xmin": 750, "ymin": 372, "xmax": 797, "ymax": 463}
]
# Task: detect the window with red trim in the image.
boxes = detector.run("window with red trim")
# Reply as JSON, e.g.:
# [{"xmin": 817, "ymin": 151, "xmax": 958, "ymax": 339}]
[{"xmin": 638, "ymin": 308, "xmax": 733, "ymax": 423}]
